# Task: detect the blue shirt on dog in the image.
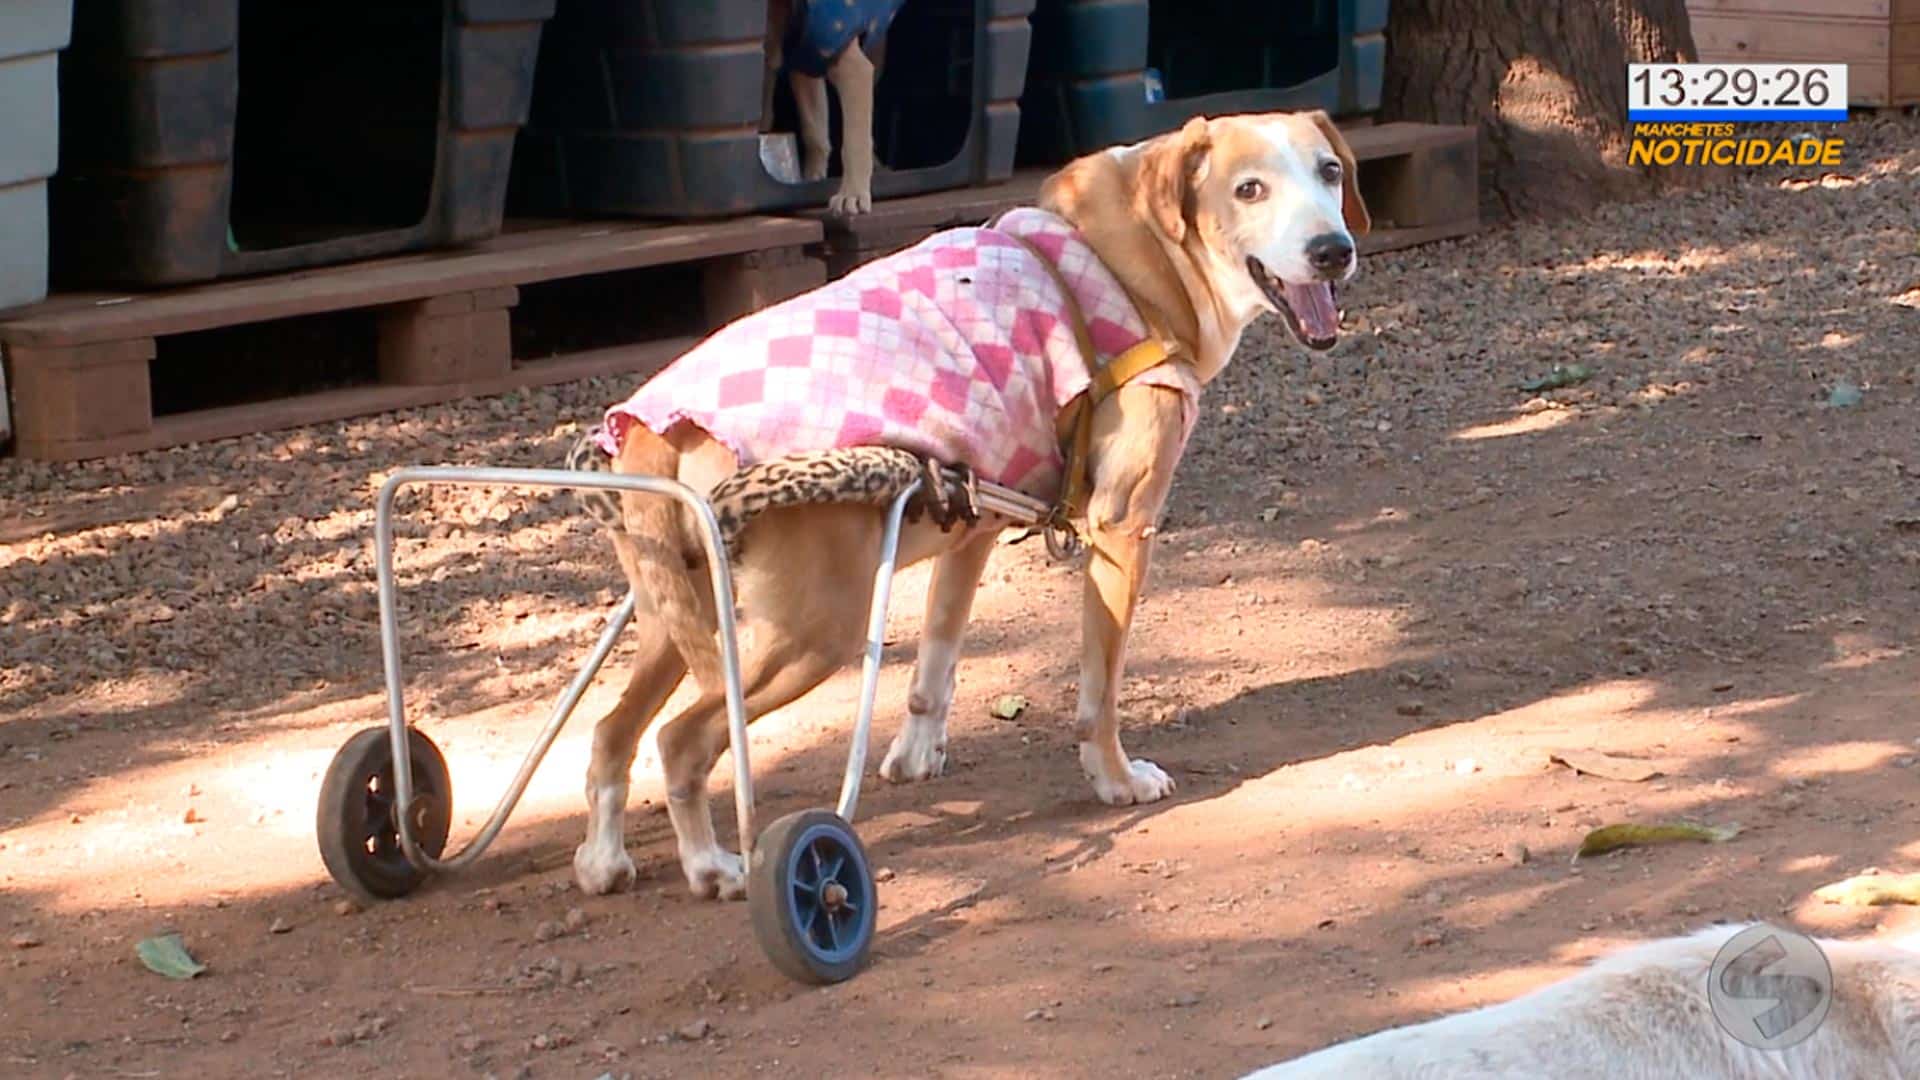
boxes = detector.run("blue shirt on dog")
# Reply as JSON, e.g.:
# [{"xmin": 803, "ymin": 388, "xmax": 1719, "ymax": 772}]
[{"xmin": 783, "ymin": 0, "xmax": 902, "ymax": 77}]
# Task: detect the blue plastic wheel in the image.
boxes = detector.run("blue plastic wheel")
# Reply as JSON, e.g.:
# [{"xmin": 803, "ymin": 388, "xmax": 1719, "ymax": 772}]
[{"xmin": 747, "ymin": 809, "xmax": 877, "ymax": 984}]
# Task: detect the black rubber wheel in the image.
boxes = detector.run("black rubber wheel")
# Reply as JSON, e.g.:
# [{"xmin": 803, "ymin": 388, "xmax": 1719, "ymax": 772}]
[
  {"xmin": 747, "ymin": 809, "xmax": 877, "ymax": 984},
  {"xmin": 316, "ymin": 726, "xmax": 452, "ymax": 903}
]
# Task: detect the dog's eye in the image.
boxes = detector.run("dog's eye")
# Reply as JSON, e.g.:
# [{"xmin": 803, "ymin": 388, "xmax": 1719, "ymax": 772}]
[
  {"xmin": 1318, "ymin": 160, "xmax": 1343, "ymax": 184},
  {"xmin": 1234, "ymin": 178, "xmax": 1266, "ymax": 202}
]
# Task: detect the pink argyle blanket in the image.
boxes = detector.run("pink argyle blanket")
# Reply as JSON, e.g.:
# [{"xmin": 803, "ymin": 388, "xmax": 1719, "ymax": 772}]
[{"xmin": 594, "ymin": 207, "xmax": 1199, "ymax": 502}]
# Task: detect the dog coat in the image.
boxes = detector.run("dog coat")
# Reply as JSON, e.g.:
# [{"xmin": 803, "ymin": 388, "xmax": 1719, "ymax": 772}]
[
  {"xmin": 595, "ymin": 207, "xmax": 1201, "ymax": 504},
  {"xmin": 783, "ymin": 0, "xmax": 902, "ymax": 78}
]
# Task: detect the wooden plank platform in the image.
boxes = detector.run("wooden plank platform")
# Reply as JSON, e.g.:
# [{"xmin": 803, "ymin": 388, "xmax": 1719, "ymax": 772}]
[
  {"xmin": 79, "ymin": 339, "xmax": 700, "ymax": 461},
  {"xmin": 1, "ymin": 217, "xmax": 826, "ymax": 460},
  {"xmin": 0, "ymin": 217, "xmax": 821, "ymax": 348},
  {"xmin": 804, "ymin": 121, "xmax": 1480, "ymax": 275},
  {"xmin": 800, "ymin": 179, "xmax": 1049, "ymax": 277}
]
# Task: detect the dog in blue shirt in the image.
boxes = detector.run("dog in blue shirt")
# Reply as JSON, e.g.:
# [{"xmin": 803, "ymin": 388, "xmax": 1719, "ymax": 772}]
[{"xmin": 764, "ymin": 0, "xmax": 905, "ymax": 214}]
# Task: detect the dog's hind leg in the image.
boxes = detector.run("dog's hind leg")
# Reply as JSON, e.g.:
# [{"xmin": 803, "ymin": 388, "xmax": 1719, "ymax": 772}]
[
  {"xmin": 655, "ymin": 506, "xmax": 879, "ymax": 899},
  {"xmin": 573, "ymin": 527, "xmax": 693, "ymax": 895},
  {"xmin": 656, "ymin": 655, "xmax": 845, "ymax": 900},
  {"xmin": 573, "ymin": 607, "xmax": 687, "ymax": 894},
  {"xmin": 880, "ymin": 530, "xmax": 996, "ymax": 783}
]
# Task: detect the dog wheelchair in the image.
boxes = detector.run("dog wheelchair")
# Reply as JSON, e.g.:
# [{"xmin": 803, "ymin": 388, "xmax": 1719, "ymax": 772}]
[{"xmin": 315, "ymin": 461, "xmax": 1053, "ymax": 984}]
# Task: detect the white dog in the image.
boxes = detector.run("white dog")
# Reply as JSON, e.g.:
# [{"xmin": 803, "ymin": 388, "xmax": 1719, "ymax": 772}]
[{"xmin": 1245, "ymin": 924, "xmax": 1920, "ymax": 1079}]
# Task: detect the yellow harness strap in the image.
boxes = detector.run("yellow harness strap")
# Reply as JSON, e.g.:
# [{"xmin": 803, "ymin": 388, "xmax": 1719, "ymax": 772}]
[
  {"xmin": 1050, "ymin": 338, "xmax": 1171, "ymax": 526},
  {"xmin": 988, "ymin": 211, "xmax": 1179, "ymax": 549},
  {"xmin": 983, "ymin": 214, "xmax": 1175, "ymax": 545}
]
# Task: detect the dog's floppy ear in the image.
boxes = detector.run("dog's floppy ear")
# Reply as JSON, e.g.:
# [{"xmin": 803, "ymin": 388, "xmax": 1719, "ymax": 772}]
[
  {"xmin": 1307, "ymin": 110, "xmax": 1370, "ymax": 237},
  {"xmin": 1136, "ymin": 116, "xmax": 1213, "ymax": 243}
]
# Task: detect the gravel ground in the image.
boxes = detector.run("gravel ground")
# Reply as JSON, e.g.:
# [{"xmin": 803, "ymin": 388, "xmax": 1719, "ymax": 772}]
[
  {"xmin": 0, "ymin": 111, "xmax": 1916, "ymax": 1079},
  {"xmin": 1, "ymin": 385, "xmax": 628, "ymax": 724}
]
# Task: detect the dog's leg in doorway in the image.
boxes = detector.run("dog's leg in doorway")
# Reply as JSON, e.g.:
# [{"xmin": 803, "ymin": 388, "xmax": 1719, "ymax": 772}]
[
  {"xmin": 790, "ymin": 70, "xmax": 832, "ymax": 182},
  {"xmin": 826, "ymin": 44, "xmax": 876, "ymax": 214},
  {"xmin": 880, "ymin": 530, "xmax": 997, "ymax": 783},
  {"xmin": 761, "ymin": 0, "xmax": 791, "ymax": 133},
  {"xmin": 1075, "ymin": 387, "xmax": 1187, "ymax": 805}
]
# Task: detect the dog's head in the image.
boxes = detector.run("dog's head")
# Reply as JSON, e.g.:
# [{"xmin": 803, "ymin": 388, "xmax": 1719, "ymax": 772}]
[{"xmin": 1134, "ymin": 111, "xmax": 1370, "ymax": 351}]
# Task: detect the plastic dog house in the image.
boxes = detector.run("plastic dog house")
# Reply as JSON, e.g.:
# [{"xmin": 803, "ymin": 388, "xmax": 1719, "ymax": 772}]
[
  {"xmin": 0, "ymin": 0, "xmax": 73, "ymax": 311},
  {"xmin": 1017, "ymin": 0, "xmax": 1388, "ymax": 163},
  {"xmin": 508, "ymin": 0, "xmax": 1034, "ymax": 218},
  {"xmin": 51, "ymin": 0, "xmax": 553, "ymax": 287}
]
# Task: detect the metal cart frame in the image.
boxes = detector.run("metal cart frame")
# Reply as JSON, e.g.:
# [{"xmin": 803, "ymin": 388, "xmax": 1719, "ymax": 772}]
[
  {"xmin": 319, "ymin": 463, "xmax": 1047, "ymax": 981},
  {"xmin": 369, "ymin": 464, "xmax": 930, "ymax": 871}
]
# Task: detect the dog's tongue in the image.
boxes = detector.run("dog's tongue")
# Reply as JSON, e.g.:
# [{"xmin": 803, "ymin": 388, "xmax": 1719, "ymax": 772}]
[{"xmin": 1283, "ymin": 281, "xmax": 1339, "ymax": 341}]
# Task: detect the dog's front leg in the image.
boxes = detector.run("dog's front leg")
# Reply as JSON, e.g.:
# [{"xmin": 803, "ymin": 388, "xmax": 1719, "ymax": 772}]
[
  {"xmin": 825, "ymin": 44, "xmax": 876, "ymax": 214},
  {"xmin": 1076, "ymin": 386, "xmax": 1187, "ymax": 805}
]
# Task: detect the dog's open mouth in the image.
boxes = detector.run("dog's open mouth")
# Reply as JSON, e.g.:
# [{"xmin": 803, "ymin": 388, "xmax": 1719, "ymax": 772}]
[{"xmin": 1248, "ymin": 257, "xmax": 1339, "ymax": 351}]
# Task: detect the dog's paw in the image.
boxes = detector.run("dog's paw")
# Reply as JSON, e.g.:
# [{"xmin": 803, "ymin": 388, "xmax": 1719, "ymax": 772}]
[
  {"xmin": 682, "ymin": 847, "xmax": 748, "ymax": 901},
  {"xmin": 1082, "ymin": 746, "xmax": 1176, "ymax": 806},
  {"xmin": 573, "ymin": 841, "xmax": 638, "ymax": 895},
  {"xmin": 880, "ymin": 721, "xmax": 948, "ymax": 783},
  {"xmin": 829, "ymin": 184, "xmax": 873, "ymax": 215}
]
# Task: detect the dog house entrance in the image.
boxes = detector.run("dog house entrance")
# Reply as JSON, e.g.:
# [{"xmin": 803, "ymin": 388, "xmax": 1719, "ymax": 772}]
[
  {"xmin": 229, "ymin": 0, "xmax": 441, "ymax": 251},
  {"xmin": 765, "ymin": 0, "xmax": 976, "ymax": 183},
  {"xmin": 1149, "ymin": 0, "xmax": 1338, "ymax": 102}
]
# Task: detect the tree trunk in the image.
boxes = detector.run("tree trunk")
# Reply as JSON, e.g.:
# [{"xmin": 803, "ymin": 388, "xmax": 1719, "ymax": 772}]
[{"xmin": 1381, "ymin": 0, "xmax": 1719, "ymax": 219}]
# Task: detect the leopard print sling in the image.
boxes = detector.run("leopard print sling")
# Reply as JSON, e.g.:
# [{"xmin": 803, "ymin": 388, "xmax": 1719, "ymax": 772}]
[{"xmin": 564, "ymin": 429, "xmax": 984, "ymax": 561}]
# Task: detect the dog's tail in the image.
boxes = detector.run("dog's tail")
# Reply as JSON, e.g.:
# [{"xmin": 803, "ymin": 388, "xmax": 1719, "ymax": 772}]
[
  {"xmin": 576, "ymin": 425, "xmax": 725, "ymax": 690},
  {"xmin": 563, "ymin": 427, "xmax": 626, "ymax": 531},
  {"xmin": 630, "ymin": 497, "xmax": 726, "ymax": 691}
]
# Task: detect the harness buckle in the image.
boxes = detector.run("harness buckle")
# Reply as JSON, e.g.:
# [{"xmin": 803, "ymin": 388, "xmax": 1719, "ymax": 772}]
[{"xmin": 1042, "ymin": 510, "xmax": 1084, "ymax": 562}]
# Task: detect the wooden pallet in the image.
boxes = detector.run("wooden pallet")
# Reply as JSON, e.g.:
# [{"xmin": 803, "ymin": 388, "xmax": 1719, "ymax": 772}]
[
  {"xmin": 801, "ymin": 181, "xmax": 1047, "ymax": 278},
  {"xmin": 804, "ymin": 121, "xmax": 1480, "ymax": 274},
  {"xmin": 0, "ymin": 217, "xmax": 825, "ymax": 460},
  {"xmin": 1687, "ymin": 0, "xmax": 1920, "ymax": 107},
  {"xmin": 1343, "ymin": 122, "xmax": 1481, "ymax": 244}
]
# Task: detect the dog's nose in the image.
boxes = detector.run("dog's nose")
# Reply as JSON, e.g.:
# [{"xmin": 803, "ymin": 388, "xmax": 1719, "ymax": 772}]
[{"xmin": 1305, "ymin": 233, "xmax": 1354, "ymax": 279}]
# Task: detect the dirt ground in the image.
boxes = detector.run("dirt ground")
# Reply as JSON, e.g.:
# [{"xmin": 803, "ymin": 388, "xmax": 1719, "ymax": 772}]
[{"xmin": 3, "ymin": 113, "xmax": 1918, "ymax": 1079}]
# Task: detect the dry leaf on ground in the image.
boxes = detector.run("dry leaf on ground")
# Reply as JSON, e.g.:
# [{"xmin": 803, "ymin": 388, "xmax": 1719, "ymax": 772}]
[
  {"xmin": 1575, "ymin": 822, "xmax": 1740, "ymax": 861},
  {"xmin": 1549, "ymin": 749, "xmax": 1662, "ymax": 782},
  {"xmin": 136, "ymin": 933, "xmax": 207, "ymax": 979},
  {"xmin": 1813, "ymin": 872, "xmax": 1920, "ymax": 906}
]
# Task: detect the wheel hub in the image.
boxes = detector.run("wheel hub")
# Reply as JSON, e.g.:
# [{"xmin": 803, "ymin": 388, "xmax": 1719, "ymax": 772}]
[
  {"xmin": 407, "ymin": 796, "xmax": 436, "ymax": 834},
  {"xmin": 821, "ymin": 880, "xmax": 849, "ymax": 911}
]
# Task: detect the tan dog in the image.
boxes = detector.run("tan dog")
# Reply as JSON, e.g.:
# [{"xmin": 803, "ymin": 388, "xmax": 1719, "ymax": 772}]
[{"xmin": 573, "ymin": 111, "xmax": 1372, "ymax": 899}]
